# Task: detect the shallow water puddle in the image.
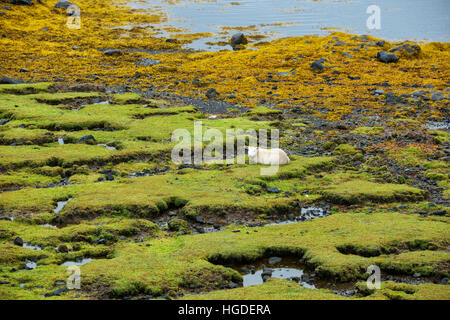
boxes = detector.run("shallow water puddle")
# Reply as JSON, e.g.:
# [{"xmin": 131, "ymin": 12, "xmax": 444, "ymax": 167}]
[
  {"xmin": 425, "ymin": 121, "xmax": 449, "ymax": 130},
  {"xmin": 40, "ymin": 223, "xmax": 58, "ymax": 229},
  {"xmin": 243, "ymin": 267, "xmax": 315, "ymax": 289},
  {"xmin": 60, "ymin": 258, "xmax": 93, "ymax": 267},
  {"xmin": 53, "ymin": 198, "xmax": 72, "ymax": 214},
  {"xmin": 97, "ymin": 143, "xmax": 117, "ymax": 150},
  {"xmin": 23, "ymin": 243, "xmax": 42, "ymax": 251},
  {"xmin": 231, "ymin": 257, "xmax": 355, "ymax": 294},
  {"xmin": 266, "ymin": 206, "xmax": 329, "ymax": 226}
]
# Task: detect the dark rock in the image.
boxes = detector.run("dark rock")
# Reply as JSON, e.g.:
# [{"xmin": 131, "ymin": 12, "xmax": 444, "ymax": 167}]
[
  {"xmin": 54, "ymin": 1, "xmax": 72, "ymax": 9},
  {"xmin": 310, "ymin": 60, "xmax": 325, "ymax": 71},
  {"xmin": 441, "ymin": 277, "xmax": 448, "ymax": 285},
  {"xmin": 104, "ymin": 174, "xmax": 114, "ymax": 181},
  {"xmin": 0, "ymin": 119, "xmax": 9, "ymax": 125},
  {"xmin": 376, "ymin": 51, "xmax": 398, "ymax": 63},
  {"xmin": 57, "ymin": 244, "xmax": 69, "ymax": 253},
  {"xmin": 227, "ymin": 281, "xmax": 239, "ymax": 289},
  {"xmin": 12, "ymin": 0, "xmax": 33, "ymax": 5},
  {"xmin": 51, "ymin": 287, "xmax": 68, "ymax": 296},
  {"xmin": 267, "ymin": 187, "xmax": 280, "ymax": 193},
  {"xmin": 431, "ymin": 210, "xmax": 446, "ymax": 216},
  {"xmin": 195, "ymin": 216, "xmax": 205, "ymax": 224},
  {"xmin": 205, "ymin": 88, "xmax": 218, "ymax": 99},
  {"xmin": 230, "ymin": 33, "xmax": 248, "ymax": 46},
  {"xmin": 94, "ymin": 238, "xmax": 106, "ymax": 245},
  {"xmin": 431, "ymin": 93, "xmax": 444, "ymax": 101},
  {"xmin": 76, "ymin": 135, "xmax": 95, "ymax": 144},
  {"xmin": 103, "ymin": 49, "xmax": 122, "ymax": 56},
  {"xmin": 13, "ymin": 237, "xmax": 23, "ymax": 246},
  {"xmin": 240, "ymin": 267, "xmax": 249, "ymax": 273},
  {"xmin": 0, "ymin": 77, "xmax": 23, "ymax": 84},
  {"xmin": 232, "ymin": 230, "xmax": 240, "ymax": 233},
  {"xmin": 268, "ymin": 257, "xmax": 282, "ymax": 265},
  {"xmin": 19, "ymin": 68, "xmax": 29, "ymax": 72}
]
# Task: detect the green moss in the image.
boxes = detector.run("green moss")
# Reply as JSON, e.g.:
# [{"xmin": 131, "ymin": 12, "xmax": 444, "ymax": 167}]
[
  {"xmin": 334, "ymin": 144, "xmax": 363, "ymax": 159},
  {"xmin": 351, "ymin": 126, "xmax": 384, "ymax": 136},
  {"xmin": 168, "ymin": 218, "xmax": 189, "ymax": 233},
  {"xmin": 0, "ymin": 83, "xmax": 53, "ymax": 94},
  {"xmin": 321, "ymin": 180, "xmax": 428, "ymax": 204}
]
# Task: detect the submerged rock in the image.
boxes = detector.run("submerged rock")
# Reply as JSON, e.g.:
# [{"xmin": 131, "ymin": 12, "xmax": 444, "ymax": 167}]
[{"xmin": 230, "ymin": 33, "xmax": 248, "ymax": 46}]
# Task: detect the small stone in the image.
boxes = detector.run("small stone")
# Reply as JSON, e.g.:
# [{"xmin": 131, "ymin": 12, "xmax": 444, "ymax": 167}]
[
  {"xmin": 310, "ymin": 60, "xmax": 325, "ymax": 71},
  {"xmin": 205, "ymin": 88, "xmax": 218, "ymax": 99},
  {"xmin": 103, "ymin": 49, "xmax": 122, "ymax": 56},
  {"xmin": 57, "ymin": 244, "xmax": 69, "ymax": 253},
  {"xmin": 13, "ymin": 237, "xmax": 23, "ymax": 246},
  {"xmin": 195, "ymin": 216, "xmax": 205, "ymax": 224},
  {"xmin": 19, "ymin": 68, "xmax": 29, "ymax": 72},
  {"xmin": 51, "ymin": 287, "xmax": 68, "ymax": 296},
  {"xmin": 267, "ymin": 187, "xmax": 280, "ymax": 193},
  {"xmin": 413, "ymin": 272, "xmax": 421, "ymax": 278},
  {"xmin": 268, "ymin": 257, "xmax": 282, "ymax": 265},
  {"xmin": 76, "ymin": 135, "xmax": 95, "ymax": 144}
]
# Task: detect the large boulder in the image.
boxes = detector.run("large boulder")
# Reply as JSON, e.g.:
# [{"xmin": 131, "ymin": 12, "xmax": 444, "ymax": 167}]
[
  {"xmin": 11, "ymin": 0, "xmax": 33, "ymax": 5},
  {"xmin": 389, "ymin": 43, "xmax": 421, "ymax": 59},
  {"xmin": 376, "ymin": 51, "xmax": 398, "ymax": 63},
  {"xmin": 230, "ymin": 33, "xmax": 248, "ymax": 47},
  {"xmin": 0, "ymin": 77, "xmax": 24, "ymax": 84},
  {"xmin": 54, "ymin": 0, "xmax": 73, "ymax": 9}
]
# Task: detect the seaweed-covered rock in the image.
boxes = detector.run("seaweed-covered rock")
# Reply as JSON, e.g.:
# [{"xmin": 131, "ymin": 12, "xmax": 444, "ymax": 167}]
[
  {"xmin": 376, "ymin": 51, "xmax": 398, "ymax": 63},
  {"xmin": 390, "ymin": 43, "xmax": 421, "ymax": 59},
  {"xmin": 230, "ymin": 33, "xmax": 247, "ymax": 46},
  {"xmin": 54, "ymin": 1, "xmax": 73, "ymax": 9},
  {"xmin": 12, "ymin": 0, "xmax": 33, "ymax": 5},
  {"xmin": 168, "ymin": 218, "xmax": 189, "ymax": 233}
]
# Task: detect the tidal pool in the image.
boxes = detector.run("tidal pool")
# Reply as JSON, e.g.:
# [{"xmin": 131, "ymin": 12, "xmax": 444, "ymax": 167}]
[{"xmin": 126, "ymin": 0, "xmax": 449, "ymax": 50}]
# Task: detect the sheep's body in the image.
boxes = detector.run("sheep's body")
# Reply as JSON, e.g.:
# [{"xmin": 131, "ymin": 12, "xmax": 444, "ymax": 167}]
[{"xmin": 248, "ymin": 147, "xmax": 290, "ymax": 165}]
